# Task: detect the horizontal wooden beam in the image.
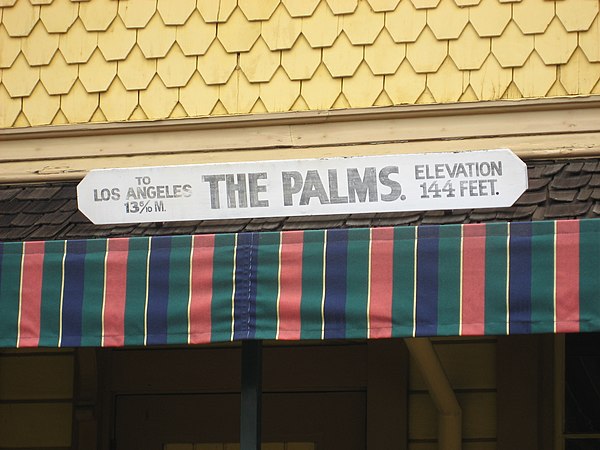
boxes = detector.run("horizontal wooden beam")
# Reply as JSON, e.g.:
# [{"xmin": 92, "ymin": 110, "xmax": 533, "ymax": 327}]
[{"xmin": 1, "ymin": 97, "xmax": 599, "ymax": 182}]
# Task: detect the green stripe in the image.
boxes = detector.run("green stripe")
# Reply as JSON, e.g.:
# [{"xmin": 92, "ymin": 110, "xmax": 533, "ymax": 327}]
[
  {"xmin": 393, "ymin": 227, "xmax": 416, "ymax": 337},
  {"xmin": 530, "ymin": 221, "xmax": 555, "ymax": 333},
  {"xmin": 81, "ymin": 239, "xmax": 107, "ymax": 346},
  {"xmin": 437, "ymin": 224, "xmax": 461, "ymax": 336},
  {"xmin": 211, "ymin": 233, "xmax": 236, "ymax": 342},
  {"xmin": 0, "ymin": 242, "xmax": 23, "ymax": 346},
  {"xmin": 39, "ymin": 241, "xmax": 65, "ymax": 347},
  {"xmin": 484, "ymin": 222, "xmax": 509, "ymax": 335},
  {"xmin": 124, "ymin": 237, "xmax": 149, "ymax": 346},
  {"xmin": 580, "ymin": 219, "xmax": 600, "ymax": 332},
  {"xmin": 255, "ymin": 232, "xmax": 281, "ymax": 340},
  {"xmin": 167, "ymin": 235, "xmax": 192, "ymax": 345},
  {"xmin": 345, "ymin": 228, "xmax": 370, "ymax": 339},
  {"xmin": 301, "ymin": 230, "xmax": 325, "ymax": 340}
]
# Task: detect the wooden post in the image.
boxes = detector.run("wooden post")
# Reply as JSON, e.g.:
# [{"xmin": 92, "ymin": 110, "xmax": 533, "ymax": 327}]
[{"xmin": 241, "ymin": 340, "xmax": 262, "ymax": 450}]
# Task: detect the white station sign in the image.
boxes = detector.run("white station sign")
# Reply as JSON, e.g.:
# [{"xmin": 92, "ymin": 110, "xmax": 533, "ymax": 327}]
[{"xmin": 77, "ymin": 149, "xmax": 528, "ymax": 225}]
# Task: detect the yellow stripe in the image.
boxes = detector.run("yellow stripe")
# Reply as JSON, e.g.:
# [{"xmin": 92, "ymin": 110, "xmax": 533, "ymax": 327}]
[
  {"xmin": 143, "ymin": 238, "xmax": 151, "ymax": 346},
  {"xmin": 101, "ymin": 239, "xmax": 109, "ymax": 347},
  {"xmin": 320, "ymin": 232, "xmax": 327, "ymax": 340},
  {"xmin": 366, "ymin": 228, "xmax": 373, "ymax": 339},
  {"xmin": 553, "ymin": 221, "xmax": 557, "ymax": 333},
  {"xmin": 16, "ymin": 242, "xmax": 25, "ymax": 348},
  {"xmin": 275, "ymin": 232, "xmax": 283, "ymax": 340},
  {"xmin": 505, "ymin": 225, "xmax": 511, "ymax": 335},
  {"xmin": 187, "ymin": 236, "xmax": 195, "ymax": 345},
  {"xmin": 412, "ymin": 227, "xmax": 418, "ymax": 338},
  {"xmin": 58, "ymin": 240, "xmax": 67, "ymax": 347},
  {"xmin": 459, "ymin": 225, "xmax": 464, "ymax": 336},
  {"xmin": 230, "ymin": 234, "xmax": 238, "ymax": 341}
]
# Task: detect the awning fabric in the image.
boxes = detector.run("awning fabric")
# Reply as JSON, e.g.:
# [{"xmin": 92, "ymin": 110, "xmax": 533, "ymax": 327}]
[{"xmin": 1, "ymin": 218, "xmax": 599, "ymax": 348}]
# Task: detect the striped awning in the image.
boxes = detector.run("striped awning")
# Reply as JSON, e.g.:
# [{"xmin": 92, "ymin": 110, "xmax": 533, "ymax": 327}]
[{"xmin": 1, "ymin": 218, "xmax": 599, "ymax": 348}]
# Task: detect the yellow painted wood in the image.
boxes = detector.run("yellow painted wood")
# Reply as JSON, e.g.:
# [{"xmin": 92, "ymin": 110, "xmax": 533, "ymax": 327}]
[
  {"xmin": 326, "ymin": 0, "xmax": 358, "ymax": 15},
  {"xmin": 98, "ymin": 15, "xmax": 136, "ymax": 61},
  {"xmin": 0, "ymin": 354, "xmax": 73, "ymax": 400},
  {"xmin": 364, "ymin": 29, "xmax": 404, "ymax": 75},
  {"xmin": 178, "ymin": 72, "xmax": 220, "ymax": 116},
  {"xmin": 512, "ymin": 0, "xmax": 554, "ymax": 34},
  {"xmin": 491, "ymin": 21, "xmax": 534, "ymax": 68},
  {"xmin": 197, "ymin": 0, "xmax": 237, "ymax": 23},
  {"xmin": 241, "ymin": 38, "xmax": 279, "ymax": 83},
  {"xmin": 469, "ymin": 54, "xmax": 512, "ymax": 100},
  {"xmin": 118, "ymin": 0, "xmax": 156, "ymax": 29},
  {"xmin": 322, "ymin": 32, "xmax": 363, "ymax": 77},
  {"xmin": 157, "ymin": 44, "xmax": 196, "ymax": 88},
  {"xmin": 426, "ymin": 57, "xmax": 465, "ymax": 102},
  {"xmin": 79, "ymin": 49, "xmax": 117, "ymax": 92},
  {"xmin": 1, "ymin": 53, "xmax": 39, "ymax": 98},
  {"xmin": 219, "ymin": 70, "xmax": 259, "ymax": 114},
  {"xmin": 385, "ymin": 0, "xmax": 426, "ymax": 43},
  {"xmin": 513, "ymin": 51, "xmax": 556, "ymax": 98},
  {"xmin": 79, "ymin": 0, "xmax": 118, "ymax": 31},
  {"xmin": 580, "ymin": 15, "xmax": 600, "ymax": 62},
  {"xmin": 21, "ymin": 82, "xmax": 58, "ymax": 125},
  {"xmin": 58, "ymin": 19, "xmax": 97, "ymax": 64},
  {"xmin": 30, "ymin": 0, "xmax": 53, "ymax": 5},
  {"xmin": 427, "ymin": 0, "xmax": 468, "ymax": 40},
  {"xmin": 197, "ymin": 39, "xmax": 236, "ymax": 85},
  {"xmin": 238, "ymin": 0, "xmax": 279, "ymax": 21},
  {"xmin": 1, "ymin": 0, "xmax": 39, "ymax": 37},
  {"xmin": 39, "ymin": 0, "xmax": 78, "ymax": 33},
  {"xmin": 61, "ymin": 80, "xmax": 99, "ymax": 122},
  {"xmin": 217, "ymin": 7, "xmax": 261, "ymax": 53},
  {"xmin": 261, "ymin": 4, "xmax": 301, "ymax": 51},
  {"xmin": 0, "ymin": 25, "xmax": 21, "ymax": 68},
  {"xmin": 409, "ymin": 392, "xmax": 496, "ymax": 440},
  {"xmin": 406, "ymin": 26, "xmax": 447, "ymax": 73},
  {"xmin": 300, "ymin": 1, "xmax": 341, "ymax": 48},
  {"xmin": 366, "ymin": 0, "xmax": 400, "ymax": 12},
  {"xmin": 157, "ymin": 0, "xmax": 196, "ymax": 26},
  {"xmin": 455, "ymin": 0, "xmax": 480, "ymax": 5},
  {"xmin": 139, "ymin": 75, "xmax": 178, "ymax": 119},
  {"xmin": 0, "ymin": 84, "xmax": 20, "ymax": 127},
  {"xmin": 260, "ymin": 68, "xmax": 300, "ymax": 112},
  {"xmin": 281, "ymin": 35, "xmax": 320, "ymax": 80},
  {"xmin": 449, "ymin": 24, "xmax": 489, "ymax": 70},
  {"xmin": 176, "ymin": 10, "xmax": 216, "ymax": 56},
  {"xmin": 409, "ymin": 342, "xmax": 496, "ymax": 390},
  {"xmin": 469, "ymin": 0, "xmax": 511, "ymax": 37},
  {"xmin": 535, "ymin": 18, "xmax": 577, "ymax": 65},
  {"xmin": 556, "ymin": 0, "xmax": 599, "ymax": 32},
  {"xmin": 0, "ymin": 403, "xmax": 72, "ymax": 447},
  {"xmin": 410, "ymin": 0, "xmax": 440, "ymax": 9},
  {"xmin": 343, "ymin": 61, "xmax": 383, "ymax": 107},
  {"xmin": 138, "ymin": 12, "xmax": 176, "ymax": 58},
  {"xmin": 300, "ymin": 63, "xmax": 341, "ymax": 109},
  {"xmin": 560, "ymin": 47, "xmax": 600, "ymax": 95},
  {"xmin": 40, "ymin": 52, "xmax": 77, "ymax": 95},
  {"xmin": 342, "ymin": 0, "xmax": 383, "ymax": 45},
  {"xmin": 117, "ymin": 45, "xmax": 156, "ymax": 90},
  {"xmin": 385, "ymin": 60, "xmax": 426, "ymax": 103},
  {"xmin": 0, "ymin": 0, "xmax": 16, "ymax": 6},
  {"xmin": 99, "ymin": 78, "xmax": 138, "ymax": 121},
  {"xmin": 282, "ymin": 0, "xmax": 320, "ymax": 17}
]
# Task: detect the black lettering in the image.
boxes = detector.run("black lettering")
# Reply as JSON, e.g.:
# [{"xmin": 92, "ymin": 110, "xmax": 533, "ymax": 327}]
[
  {"xmin": 379, "ymin": 166, "xmax": 402, "ymax": 202},
  {"xmin": 282, "ymin": 171, "xmax": 303, "ymax": 206},
  {"xmin": 347, "ymin": 167, "xmax": 377, "ymax": 203}
]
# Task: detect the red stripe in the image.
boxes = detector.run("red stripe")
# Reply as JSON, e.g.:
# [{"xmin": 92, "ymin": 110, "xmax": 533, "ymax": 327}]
[
  {"xmin": 18, "ymin": 241, "xmax": 45, "ymax": 347},
  {"xmin": 369, "ymin": 227, "xmax": 394, "ymax": 338},
  {"xmin": 555, "ymin": 220, "xmax": 580, "ymax": 333},
  {"xmin": 103, "ymin": 238, "xmax": 128, "ymax": 347},
  {"xmin": 278, "ymin": 231, "xmax": 304, "ymax": 340},
  {"xmin": 461, "ymin": 224, "xmax": 486, "ymax": 335},
  {"xmin": 189, "ymin": 234, "xmax": 215, "ymax": 344}
]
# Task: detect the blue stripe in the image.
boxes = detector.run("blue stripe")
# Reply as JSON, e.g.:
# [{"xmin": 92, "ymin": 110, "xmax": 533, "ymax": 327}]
[
  {"xmin": 146, "ymin": 236, "xmax": 171, "ymax": 345},
  {"xmin": 61, "ymin": 240, "xmax": 86, "ymax": 347},
  {"xmin": 324, "ymin": 229, "xmax": 348, "ymax": 339},
  {"xmin": 233, "ymin": 233, "xmax": 259, "ymax": 339},
  {"xmin": 509, "ymin": 222, "xmax": 532, "ymax": 334},
  {"xmin": 416, "ymin": 226, "xmax": 439, "ymax": 336}
]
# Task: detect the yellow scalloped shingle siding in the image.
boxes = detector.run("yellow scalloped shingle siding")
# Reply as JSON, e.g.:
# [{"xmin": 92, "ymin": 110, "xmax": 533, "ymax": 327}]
[{"xmin": 0, "ymin": 0, "xmax": 599, "ymax": 128}]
